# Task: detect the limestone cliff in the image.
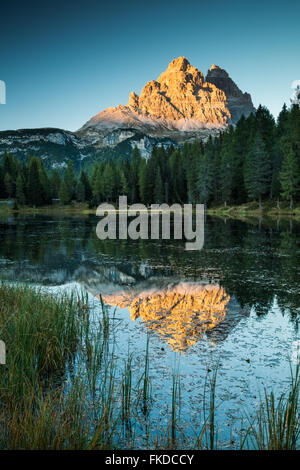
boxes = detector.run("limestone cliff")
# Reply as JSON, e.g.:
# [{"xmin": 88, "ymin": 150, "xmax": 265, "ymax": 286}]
[
  {"xmin": 127, "ymin": 57, "xmax": 230, "ymax": 127},
  {"xmin": 79, "ymin": 57, "xmax": 255, "ymax": 147},
  {"xmin": 206, "ymin": 64, "xmax": 256, "ymax": 123}
]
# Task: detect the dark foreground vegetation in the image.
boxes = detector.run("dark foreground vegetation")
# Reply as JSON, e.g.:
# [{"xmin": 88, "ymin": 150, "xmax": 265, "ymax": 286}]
[
  {"xmin": 0, "ymin": 282, "xmax": 299, "ymax": 450},
  {"xmin": 0, "ymin": 104, "xmax": 300, "ymax": 213}
]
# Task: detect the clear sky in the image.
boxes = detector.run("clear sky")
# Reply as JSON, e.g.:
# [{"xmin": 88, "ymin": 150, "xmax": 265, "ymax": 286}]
[{"xmin": 0, "ymin": 0, "xmax": 299, "ymax": 131}]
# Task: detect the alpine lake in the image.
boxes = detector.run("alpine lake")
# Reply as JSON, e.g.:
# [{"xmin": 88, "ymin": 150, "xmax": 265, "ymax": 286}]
[{"xmin": 0, "ymin": 213, "xmax": 299, "ymax": 448}]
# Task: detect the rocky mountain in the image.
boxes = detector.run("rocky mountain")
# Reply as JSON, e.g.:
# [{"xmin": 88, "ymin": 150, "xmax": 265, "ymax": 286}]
[
  {"xmin": 79, "ymin": 57, "xmax": 255, "ymax": 145},
  {"xmin": 206, "ymin": 64, "xmax": 255, "ymax": 123},
  {"xmin": 0, "ymin": 127, "xmax": 175, "ymax": 170},
  {"xmin": 0, "ymin": 57, "xmax": 255, "ymax": 169},
  {"xmin": 0, "ymin": 128, "xmax": 90, "ymax": 171}
]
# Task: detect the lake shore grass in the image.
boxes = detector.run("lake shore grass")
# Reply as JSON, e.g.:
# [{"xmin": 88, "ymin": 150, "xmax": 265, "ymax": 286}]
[
  {"xmin": 208, "ymin": 201, "xmax": 300, "ymax": 219},
  {"xmin": 0, "ymin": 201, "xmax": 95, "ymax": 216},
  {"xmin": 0, "ymin": 282, "xmax": 299, "ymax": 450},
  {"xmin": 1, "ymin": 199, "xmax": 300, "ymax": 220}
]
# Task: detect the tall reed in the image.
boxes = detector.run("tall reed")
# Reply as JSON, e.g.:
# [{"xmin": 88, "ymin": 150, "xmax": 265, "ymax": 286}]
[{"xmin": 242, "ymin": 363, "xmax": 300, "ymax": 450}]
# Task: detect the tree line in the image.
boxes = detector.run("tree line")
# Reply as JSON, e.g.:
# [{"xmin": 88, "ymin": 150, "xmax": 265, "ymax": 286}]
[{"xmin": 0, "ymin": 103, "xmax": 300, "ymax": 209}]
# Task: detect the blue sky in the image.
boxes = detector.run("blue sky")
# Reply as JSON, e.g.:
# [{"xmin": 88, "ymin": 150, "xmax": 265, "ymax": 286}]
[{"xmin": 0, "ymin": 0, "xmax": 299, "ymax": 131}]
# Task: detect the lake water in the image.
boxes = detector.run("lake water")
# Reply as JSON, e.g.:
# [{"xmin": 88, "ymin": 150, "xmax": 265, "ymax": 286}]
[{"xmin": 0, "ymin": 214, "xmax": 299, "ymax": 446}]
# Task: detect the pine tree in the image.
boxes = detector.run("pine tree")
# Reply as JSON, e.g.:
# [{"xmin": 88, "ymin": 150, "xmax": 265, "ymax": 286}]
[
  {"xmin": 92, "ymin": 168, "xmax": 103, "ymax": 204},
  {"xmin": 76, "ymin": 180, "xmax": 85, "ymax": 202},
  {"xmin": 27, "ymin": 157, "xmax": 43, "ymax": 206},
  {"xmin": 80, "ymin": 171, "xmax": 92, "ymax": 201},
  {"xmin": 138, "ymin": 159, "xmax": 148, "ymax": 204},
  {"xmin": 244, "ymin": 133, "xmax": 271, "ymax": 209},
  {"xmin": 63, "ymin": 160, "xmax": 76, "ymax": 201},
  {"xmin": 186, "ymin": 142, "xmax": 202, "ymax": 204},
  {"xmin": 197, "ymin": 147, "xmax": 214, "ymax": 207},
  {"xmin": 102, "ymin": 164, "xmax": 115, "ymax": 201},
  {"xmin": 280, "ymin": 145, "xmax": 300, "ymax": 209},
  {"xmin": 169, "ymin": 149, "xmax": 186, "ymax": 203},
  {"xmin": 0, "ymin": 166, "xmax": 4, "ymax": 198},
  {"xmin": 50, "ymin": 170, "xmax": 61, "ymax": 199},
  {"xmin": 119, "ymin": 169, "xmax": 129, "ymax": 197},
  {"xmin": 129, "ymin": 147, "xmax": 142, "ymax": 203},
  {"xmin": 58, "ymin": 180, "xmax": 70, "ymax": 205},
  {"xmin": 154, "ymin": 167, "xmax": 164, "ymax": 204},
  {"xmin": 39, "ymin": 163, "xmax": 51, "ymax": 204},
  {"xmin": 220, "ymin": 149, "xmax": 233, "ymax": 206},
  {"xmin": 16, "ymin": 173, "xmax": 26, "ymax": 205},
  {"xmin": 4, "ymin": 173, "xmax": 13, "ymax": 198}
]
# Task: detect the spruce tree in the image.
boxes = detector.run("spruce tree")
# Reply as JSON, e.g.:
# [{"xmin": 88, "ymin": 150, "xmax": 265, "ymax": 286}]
[
  {"xmin": 16, "ymin": 173, "xmax": 26, "ymax": 205},
  {"xmin": 280, "ymin": 145, "xmax": 300, "ymax": 209},
  {"xmin": 27, "ymin": 157, "xmax": 43, "ymax": 206},
  {"xmin": 197, "ymin": 147, "xmax": 214, "ymax": 207},
  {"xmin": 50, "ymin": 170, "xmax": 61, "ymax": 199},
  {"xmin": 76, "ymin": 180, "xmax": 85, "ymax": 202},
  {"xmin": 80, "ymin": 171, "xmax": 92, "ymax": 201},
  {"xmin": 92, "ymin": 168, "xmax": 103, "ymax": 204},
  {"xmin": 154, "ymin": 167, "xmax": 164, "ymax": 204},
  {"xmin": 39, "ymin": 163, "xmax": 51, "ymax": 204},
  {"xmin": 58, "ymin": 180, "xmax": 70, "ymax": 205},
  {"xmin": 220, "ymin": 149, "xmax": 233, "ymax": 206},
  {"xmin": 63, "ymin": 160, "xmax": 76, "ymax": 201},
  {"xmin": 129, "ymin": 147, "xmax": 142, "ymax": 203},
  {"xmin": 4, "ymin": 173, "xmax": 13, "ymax": 198},
  {"xmin": 102, "ymin": 164, "xmax": 115, "ymax": 201},
  {"xmin": 138, "ymin": 159, "xmax": 148, "ymax": 204},
  {"xmin": 244, "ymin": 133, "xmax": 271, "ymax": 209},
  {"xmin": 119, "ymin": 169, "xmax": 129, "ymax": 197}
]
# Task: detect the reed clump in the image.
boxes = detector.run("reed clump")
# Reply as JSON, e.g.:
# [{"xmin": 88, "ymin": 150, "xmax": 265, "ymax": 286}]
[
  {"xmin": 241, "ymin": 364, "xmax": 300, "ymax": 450},
  {"xmin": 0, "ymin": 282, "xmax": 116, "ymax": 449}
]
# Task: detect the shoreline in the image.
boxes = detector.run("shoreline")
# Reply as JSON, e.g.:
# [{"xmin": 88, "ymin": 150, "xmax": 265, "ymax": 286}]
[
  {"xmin": 208, "ymin": 202, "xmax": 300, "ymax": 219},
  {"xmin": 0, "ymin": 201, "xmax": 300, "ymax": 220}
]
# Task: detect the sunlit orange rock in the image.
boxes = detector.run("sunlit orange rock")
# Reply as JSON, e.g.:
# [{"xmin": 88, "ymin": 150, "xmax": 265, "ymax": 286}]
[
  {"xmin": 100, "ymin": 283, "xmax": 230, "ymax": 352},
  {"xmin": 80, "ymin": 57, "xmax": 255, "ymax": 139}
]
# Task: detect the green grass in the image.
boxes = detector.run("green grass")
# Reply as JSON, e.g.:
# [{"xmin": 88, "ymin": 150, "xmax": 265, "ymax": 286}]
[
  {"xmin": 0, "ymin": 282, "xmax": 299, "ymax": 450},
  {"xmin": 0, "ymin": 201, "xmax": 95, "ymax": 216},
  {"xmin": 241, "ymin": 364, "xmax": 300, "ymax": 450},
  {"xmin": 208, "ymin": 200, "xmax": 300, "ymax": 219}
]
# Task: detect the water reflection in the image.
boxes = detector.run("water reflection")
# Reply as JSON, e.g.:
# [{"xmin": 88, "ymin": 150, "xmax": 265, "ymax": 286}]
[
  {"xmin": 101, "ymin": 283, "xmax": 230, "ymax": 351},
  {"xmin": 82, "ymin": 277, "xmax": 250, "ymax": 351},
  {"xmin": 0, "ymin": 214, "xmax": 299, "ymax": 337}
]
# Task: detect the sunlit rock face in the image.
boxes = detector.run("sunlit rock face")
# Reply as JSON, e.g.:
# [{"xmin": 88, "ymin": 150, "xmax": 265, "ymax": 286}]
[
  {"xmin": 127, "ymin": 57, "xmax": 230, "ymax": 127},
  {"xmin": 90, "ymin": 281, "xmax": 233, "ymax": 352},
  {"xmin": 79, "ymin": 57, "xmax": 255, "ymax": 147}
]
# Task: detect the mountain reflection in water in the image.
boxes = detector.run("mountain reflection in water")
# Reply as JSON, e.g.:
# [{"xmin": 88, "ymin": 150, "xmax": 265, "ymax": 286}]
[
  {"xmin": 84, "ymin": 280, "xmax": 248, "ymax": 351},
  {"xmin": 1, "ymin": 214, "xmax": 298, "ymax": 351}
]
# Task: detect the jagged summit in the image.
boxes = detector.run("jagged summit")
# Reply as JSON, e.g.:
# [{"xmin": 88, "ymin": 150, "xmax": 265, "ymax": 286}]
[
  {"xmin": 164, "ymin": 56, "xmax": 192, "ymax": 72},
  {"xmin": 79, "ymin": 57, "xmax": 255, "ymax": 144},
  {"xmin": 206, "ymin": 64, "xmax": 255, "ymax": 122},
  {"xmin": 208, "ymin": 64, "xmax": 229, "ymax": 77}
]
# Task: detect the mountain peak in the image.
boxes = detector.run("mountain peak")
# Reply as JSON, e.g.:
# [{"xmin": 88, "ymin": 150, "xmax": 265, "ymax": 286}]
[
  {"xmin": 80, "ymin": 57, "xmax": 255, "ymax": 142},
  {"xmin": 206, "ymin": 65, "xmax": 255, "ymax": 122},
  {"xmin": 207, "ymin": 65, "xmax": 229, "ymax": 78},
  {"xmin": 166, "ymin": 56, "xmax": 190, "ymax": 72}
]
